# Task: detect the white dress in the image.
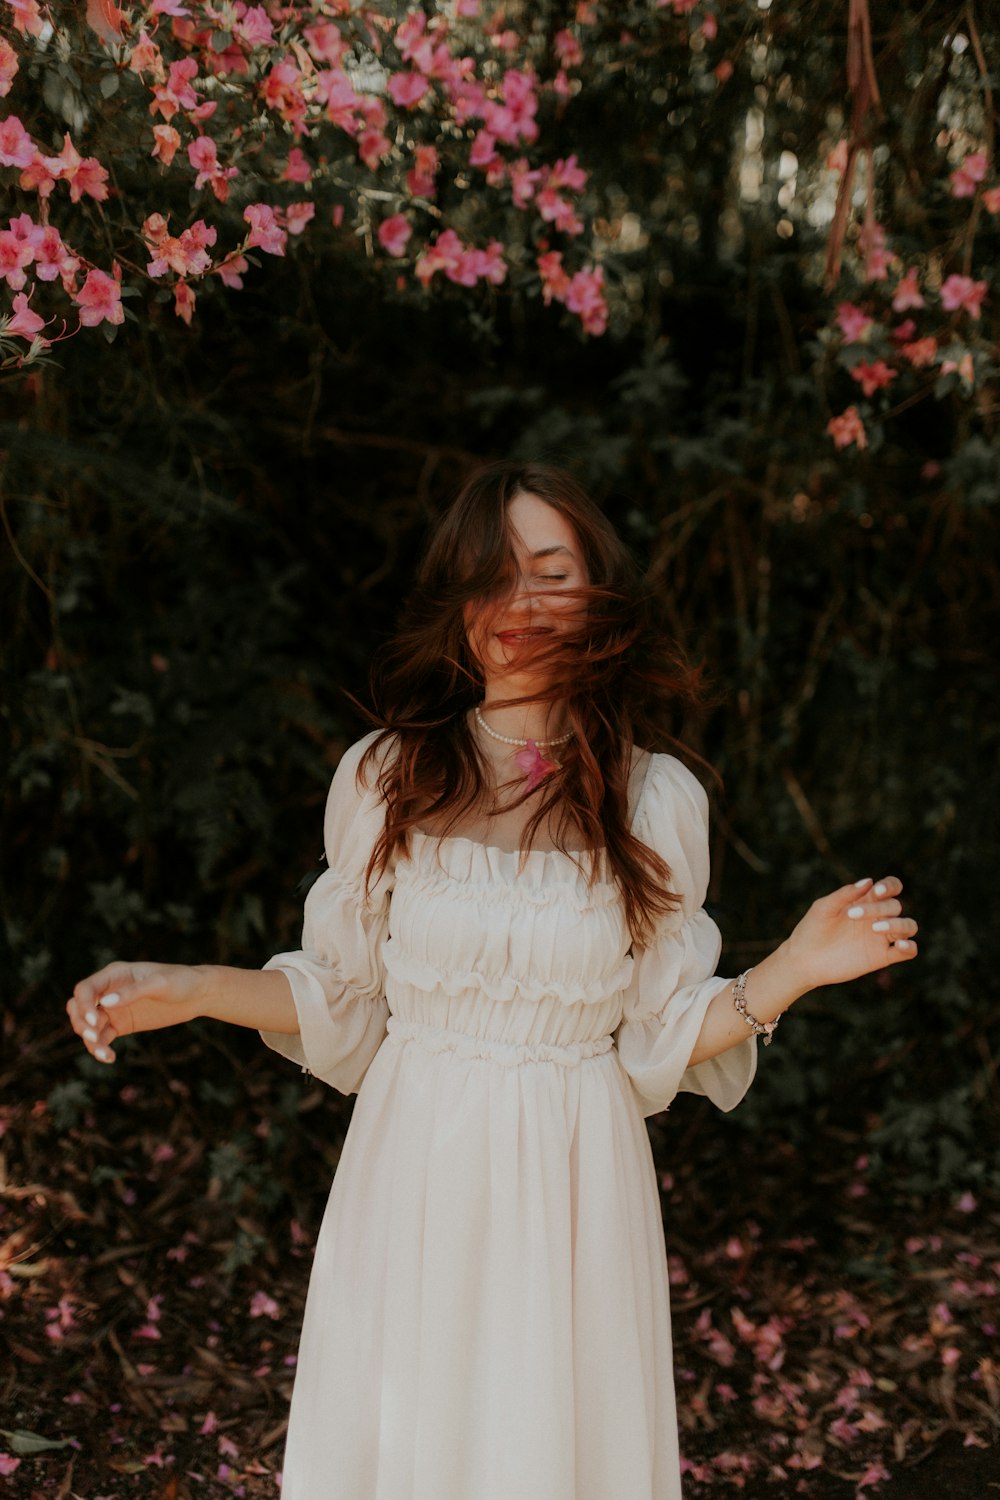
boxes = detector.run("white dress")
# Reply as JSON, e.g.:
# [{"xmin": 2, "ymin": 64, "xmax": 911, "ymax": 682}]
[{"xmin": 261, "ymin": 732, "xmax": 756, "ymax": 1500}]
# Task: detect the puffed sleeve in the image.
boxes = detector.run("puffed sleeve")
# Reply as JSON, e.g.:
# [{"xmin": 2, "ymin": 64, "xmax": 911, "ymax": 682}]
[
  {"xmin": 616, "ymin": 754, "xmax": 757, "ymax": 1117},
  {"xmin": 259, "ymin": 731, "xmax": 394, "ymax": 1094}
]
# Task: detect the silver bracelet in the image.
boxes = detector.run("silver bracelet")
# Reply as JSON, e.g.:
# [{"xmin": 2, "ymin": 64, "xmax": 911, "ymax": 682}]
[{"xmin": 732, "ymin": 968, "xmax": 780, "ymax": 1047}]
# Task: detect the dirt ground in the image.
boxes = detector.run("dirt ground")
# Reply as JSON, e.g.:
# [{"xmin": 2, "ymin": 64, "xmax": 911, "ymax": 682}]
[{"xmin": 3, "ymin": 1025, "xmax": 997, "ymax": 1499}]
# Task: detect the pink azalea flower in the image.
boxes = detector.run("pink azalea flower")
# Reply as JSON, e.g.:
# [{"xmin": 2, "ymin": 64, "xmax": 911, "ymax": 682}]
[
  {"xmin": 859, "ymin": 220, "xmax": 892, "ymax": 281},
  {"xmin": 827, "ymin": 406, "xmax": 867, "ymax": 450},
  {"xmin": 554, "ymin": 29, "xmax": 584, "ymax": 68},
  {"xmin": 507, "ymin": 157, "xmax": 540, "ymax": 208},
  {"xmin": 151, "ymin": 125, "xmax": 181, "ymax": 167},
  {"xmin": 174, "ymin": 281, "xmax": 195, "ymax": 324},
  {"xmin": 538, "ymin": 249, "xmax": 570, "ymax": 304},
  {"xmin": 142, "ymin": 212, "xmax": 170, "ymax": 245},
  {"xmin": 377, "ymin": 213, "xmax": 412, "ymax": 258},
  {"xmin": 187, "ymin": 135, "xmax": 218, "ymax": 186},
  {"xmin": 0, "ymin": 228, "xmax": 34, "ymax": 288},
  {"xmin": 19, "ymin": 148, "xmax": 63, "ymax": 198},
  {"xmin": 498, "ymin": 67, "xmax": 539, "ymax": 142},
  {"xmin": 0, "ymin": 114, "xmax": 34, "ymax": 168},
  {"xmin": 303, "ymin": 22, "xmax": 347, "ymax": 67},
  {"xmin": 5, "ymin": 0, "xmax": 44, "ymax": 35},
  {"xmin": 147, "ymin": 220, "xmax": 217, "ymax": 277},
  {"xmin": 535, "ymin": 186, "xmax": 583, "ymax": 235},
  {"xmin": 406, "ymin": 143, "xmax": 439, "ymax": 199},
  {"xmin": 900, "ymin": 337, "xmax": 938, "ymax": 368},
  {"xmin": 244, "ymin": 203, "xmax": 286, "ymax": 255},
  {"xmin": 235, "ymin": 4, "xmax": 273, "ymax": 46},
  {"xmin": 448, "ymin": 78, "xmax": 488, "ymax": 127},
  {"xmin": 983, "ymin": 187, "xmax": 1000, "ymax": 213},
  {"xmin": 940, "ymin": 273, "xmax": 987, "ymax": 318},
  {"xmin": 850, "ymin": 359, "xmax": 897, "ymax": 397},
  {"xmin": 282, "ymin": 147, "xmax": 312, "ymax": 184},
  {"xmin": 0, "ymin": 37, "xmax": 19, "ymax": 96},
  {"xmin": 357, "ymin": 127, "xmax": 391, "ymax": 171},
  {"xmin": 414, "ymin": 228, "xmax": 464, "ymax": 285},
  {"xmin": 150, "ymin": 57, "xmax": 199, "ymax": 120},
  {"xmin": 891, "ymin": 318, "xmax": 917, "ymax": 343},
  {"xmin": 128, "ymin": 30, "xmax": 162, "ymax": 78},
  {"xmin": 514, "ymin": 741, "xmax": 558, "ymax": 792},
  {"xmin": 249, "ymin": 1290, "xmax": 281, "ymax": 1319},
  {"xmin": 475, "ymin": 240, "xmax": 507, "ymax": 285},
  {"xmin": 284, "ymin": 201, "xmax": 315, "ymax": 236},
  {"xmin": 216, "ymin": 251, "xmax": 248, "ymax": 289},
  {"xmin": 546, "ymin": 155, "xmax": 588, "ymax": 193},
  {"xmin": 34, "ymin": 225, "xmax": 80, "ymax": 287},
  {"xmin": 316, "ymin": 70, "xmax": 362, "ymax": 133},
  {"xmin": 892, "ymin": 267, "xmax": 924, "ymax": 311},
  {"xmin": 565, "ymin": 266, "xmax": 608, "ymax": 335},
  {"xmin": 388, "ymin": 72, "xmax": 430, "ymax": 109},
  {"xmin": 262, "ymin": 58, "xmax": 306, "ymax": 127},
  {"xmin": 835, "ymin": 302, "xmax": 873, "ymax": 342},
  {"xmin": 151, "ymin": 0, "xmax": 189, "ymax": 15},
  {"xmin": 469, "ymin": 129, "xmax": 498, "ymax": 168},
  {"xmin": 0, "ymin": 1455, "xmax": 20, "ymax": 1477},
  {"xmin": 395, "ymin": 10, "xmax": 429, "ymax": 63},
  {"xmin": 949, "ymin": 151, "xmax": 987, "ymax": 198}
]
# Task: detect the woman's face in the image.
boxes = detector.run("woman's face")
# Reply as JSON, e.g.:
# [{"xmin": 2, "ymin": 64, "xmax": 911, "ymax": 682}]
[{"xmin": 464, "ymin": 491, "xmax": 588, "ymax": 689}]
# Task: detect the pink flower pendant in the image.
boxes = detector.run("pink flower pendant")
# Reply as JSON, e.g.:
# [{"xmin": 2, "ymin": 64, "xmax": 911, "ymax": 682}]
[{"xmin": 514, "ymin": 740, "xmax": 559, "ymax": 793}]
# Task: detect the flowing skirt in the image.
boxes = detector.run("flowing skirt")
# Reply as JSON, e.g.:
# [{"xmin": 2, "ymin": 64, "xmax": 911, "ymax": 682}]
[{"xmin": 278, "ymin": 1015, "xmax": 682, "ymax": 1500}]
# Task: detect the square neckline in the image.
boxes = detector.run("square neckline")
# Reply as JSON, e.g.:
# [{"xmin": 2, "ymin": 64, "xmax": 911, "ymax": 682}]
[{"xmin": 408, "ymin": 750, "xmax": 656, "ymax": 860}]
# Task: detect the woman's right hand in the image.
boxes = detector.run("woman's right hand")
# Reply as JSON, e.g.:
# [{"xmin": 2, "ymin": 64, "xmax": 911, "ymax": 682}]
[{"xmin": 66, "ymin": 961, "xmax": 206, "ymax": 1064}]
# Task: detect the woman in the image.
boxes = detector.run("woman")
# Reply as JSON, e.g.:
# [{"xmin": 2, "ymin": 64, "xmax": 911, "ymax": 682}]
[{"xmin": 68, "ymin": 462, "xmax": 917, "ymax": 1500}]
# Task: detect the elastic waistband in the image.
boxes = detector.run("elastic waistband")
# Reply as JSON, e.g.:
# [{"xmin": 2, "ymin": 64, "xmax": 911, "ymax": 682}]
[{"xmin": 385, "ymin": 1016, "xmax": 614, "ymax": 1069}]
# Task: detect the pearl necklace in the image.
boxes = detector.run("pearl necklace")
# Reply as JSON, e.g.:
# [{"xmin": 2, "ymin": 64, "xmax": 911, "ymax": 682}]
[{"xmin": 474, "ymin": 705, "xmax": 574, "ymax": 748}]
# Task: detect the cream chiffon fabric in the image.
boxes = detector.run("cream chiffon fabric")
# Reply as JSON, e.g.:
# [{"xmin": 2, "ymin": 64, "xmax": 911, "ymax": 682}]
[{"xmin": 261, "ymin": 733, "xmax": 756, "ymax": 1500}]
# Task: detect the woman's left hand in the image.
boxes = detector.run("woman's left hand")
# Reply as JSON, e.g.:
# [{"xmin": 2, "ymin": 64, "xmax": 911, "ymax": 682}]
[{"xmin": 782, "ymin": 875, "xmax": 918, "ymax": 992}]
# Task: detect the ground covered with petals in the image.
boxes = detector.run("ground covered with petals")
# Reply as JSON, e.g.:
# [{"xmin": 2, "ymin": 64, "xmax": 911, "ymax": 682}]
[{"xmin": 3, "ymin": 1018, "xmax": 997, "ymax": 1499}]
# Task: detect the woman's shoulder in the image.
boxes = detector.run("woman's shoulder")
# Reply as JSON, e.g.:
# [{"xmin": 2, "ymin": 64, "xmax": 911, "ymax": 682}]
[
  {"xmin": 629, "ymin": 746, "xmax": 709, "ymax": 826},
  {"xmin": 334, "ymin": 729, "xmax": 399, "ymax": 789}
]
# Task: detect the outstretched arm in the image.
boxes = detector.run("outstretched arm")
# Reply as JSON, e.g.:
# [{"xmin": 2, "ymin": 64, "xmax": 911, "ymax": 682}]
[
  {"xmin": 66, "ymin": 960, "xmax": 298, "ymax": 1065},
  {"xmin": 687, "ymin": 874, "xmax": 918, "ymax": 1067}
]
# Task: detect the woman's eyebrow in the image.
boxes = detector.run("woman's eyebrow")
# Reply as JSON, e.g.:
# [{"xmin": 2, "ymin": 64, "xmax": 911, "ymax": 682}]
[{"xmin": 530, "ymin": 545, "xmax": 574, "ymax": 559}]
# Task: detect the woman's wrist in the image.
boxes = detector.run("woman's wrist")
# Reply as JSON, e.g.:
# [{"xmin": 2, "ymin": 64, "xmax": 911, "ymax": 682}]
[
  {"xmin": 188, "ymin": 963, "xmax": 217, "ymax": 1022},
  {"xmin": 741, "ymin": 941, "xmax": 814, "ymax": 1024}
]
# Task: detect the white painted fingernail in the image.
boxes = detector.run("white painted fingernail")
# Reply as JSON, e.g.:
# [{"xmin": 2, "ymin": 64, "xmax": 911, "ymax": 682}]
[
  {"xmin": 85, "ymin": 1010, "xmax": 98, "ymax": 1026},
  {"xmin": 854, "ymin": 877, "xmax": 872, "ymax": 889},
  {"xmin": 872, "ymin": 920, "xmax": 890, "ymax": 932},
  {"xmin": 95, "ymin": 1047, "xmax": 113, "ymax": 1063},
  {"xmin": 896, "ymin": 939, "xmax": 913, "ymax": 951},
  {"xmin": 874, "ymin": 882, "xmax": 887, "ymax": 896},
  {"xmin": 847, "ymin": 905, "xmax": 865, "ymax": 919},
  {"xmin": 83, "ymin": 1027, "xmax": 98, "ymax": 1043},
  {"xmin": 101, "ymin": 991, "xmax": 120, "ymax": 1008}
]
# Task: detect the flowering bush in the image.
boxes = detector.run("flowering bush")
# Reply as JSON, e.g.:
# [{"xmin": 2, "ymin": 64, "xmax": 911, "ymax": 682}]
[
  {"xmin": 1, "ymin": 0, "xmax": 998, "ymax": 453},
  {"xmin": 0, "ymin": 0, "xmax": 620, "ymax": 359}
]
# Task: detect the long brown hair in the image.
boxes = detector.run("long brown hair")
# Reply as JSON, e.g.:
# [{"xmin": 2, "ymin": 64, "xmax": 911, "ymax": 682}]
[{"xmin": 358, "ymin": 461, "xmax": 705, "ymax": 943}]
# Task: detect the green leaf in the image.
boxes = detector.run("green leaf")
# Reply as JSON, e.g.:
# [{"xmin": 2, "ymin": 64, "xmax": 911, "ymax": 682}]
[{"xmin": 0, "ymin": 1428, "xmax": 75, "ymax": 1456}]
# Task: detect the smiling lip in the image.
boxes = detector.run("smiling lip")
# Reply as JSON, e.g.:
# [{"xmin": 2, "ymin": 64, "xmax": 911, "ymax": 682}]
[{"xmin": 495, "ymin": 628, "xmax": 552, "ymax": 643}]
